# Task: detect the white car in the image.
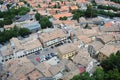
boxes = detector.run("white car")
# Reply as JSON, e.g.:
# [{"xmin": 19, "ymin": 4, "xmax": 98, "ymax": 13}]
[{"xmin": 40, "ymin": 55, "xmax": 46, "ymax": 62}]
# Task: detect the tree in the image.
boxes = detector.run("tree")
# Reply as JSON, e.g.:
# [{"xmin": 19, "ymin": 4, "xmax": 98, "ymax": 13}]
[
  {"xmin": 35, "ymin": 13, "xmax": 52, "ymax": 29},
  {"xmin": 4, "ymin": 30, "xmax": 14, "ymax": 41},
  {"xmin": 104, "ymin": 69, "xmax": 120, "ymax": 80},
  {"xmin": 35, "ymin": 13, "xmax": 41, "ymax": 21},
  {"xmin": 19, "ymin": 0, "xmax": 24, "ymax": 2},
  {"xmin": 23, "ymin": 1, "xmax": 27, "ymax": 4},
  {"xmin": 110, "ymin": 0, "xmax": 120, "ymax": 4},
  {"xmin": 0, "ymin": 31, "xmax": 5, "ymax": 43},
  {"xmin": 63, "ymin": 16, "xmax": 67, "ymax": 20},
  {"xmin": 91, "ymin": 0, "xmax": 97, "ymax": 6},
  {"xmin": 85, "ymin": 5, "xmax": 98, "ymax": 18},
  {"xmin": 97, "ymin": 10, "xmax": 118, "ymax": 18},
  {"xmin": 59, "ymin": 16, "xmax": 67, "ymax": 20},
  {"xmin": 17, "ymin": 7, "xmax": 30, "ymax": 15},
  {"xmin": 97, "ymin": 5, "xmax": 119, "ymax": 11},
  {"xmin": 53, "ymin": 3, "xmax": 61, "ymax": 8},
  {"xmin": 101, "ymin": 53, "xmax": 120, "ymax": 72},
  {"xmin": 6, "ymin": 4, "xmax": 12, "ymax": 9},
  {"xmin": 0, "ymin": 20, "xmax": 4, "ymax": 28},
  {"xmin": 19, "ymin": 28, "xmax": 31, "ymax": 37},
  {"xmin": 4, "ymin": 18, "xmax": 12, "ymax": 25},
  {"xmin": 39, "ymin": 17, "xmax": 52, "ymax": 29},
  {"xmin": 0, "ymin": 6, "xmax": 30, "ymax": 26},
  {"xmin": 93, "ymin": 68, "xmax": 104, "ymax": 80},
  {"xmin": 108, "ymin": 11, "xmax": 115, "ymax": 18},
  {"xmin": 79, "ymin": 72, "xmax": 93, "ymax": 80},
  {"xmin": 38, "ymin": 4, "xmax": 41, "ymax": 8},
  {"xmin": 59, "ymin": 17, "xmax": 63, "ymax": 20},
  {"xmin": 71, "ymin": 72, "xmax": 93, "ymax": 80},
  {"xmin": 71, "ymin": 74, "xmax": 81, "ymax": 80},
  {"xmin": 72, "ymin": 10, "xmax": 85, "ymax": 22},
  {"xmin": 0, "ymin": 27, "xmax": 31, "ymax": 43}
]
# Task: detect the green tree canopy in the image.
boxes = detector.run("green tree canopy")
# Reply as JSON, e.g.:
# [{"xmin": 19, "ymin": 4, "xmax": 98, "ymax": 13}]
[
  {"xmin": 85, "ymin": 5, "xmax": 98, "ymax": 18},
  {"xmin": 0, "ymin": 6, "xmax": 30, "ymax": 25},
  {"xmin": 91, "ymin": 0, "xmax": 97, "ymax": 6},
  {"xmin": 17, "ymin": 7, "xmax": 30, "ymax": 15},
  {"xmin": 93, "ymin": 68, "xmax": 104, "ymax": 80},
  {"xmin": 110, "ymin": 0, "xmax": 120, "ymax": 4},
  {"xmin": 35, "ymin": 13, "xmax": 41, "ymax": 21},
  {"xmin": 19, "ymin": 28, "xmax": 31, "ymax": 37},
  {"xmin": 98, "ymin": 5, "xmax": 120, "ymax": 11},
  {"xmin": 0, "ymin": 20, "xmax": 4, "ymax": 28},
  {"xmin": 105, "ymin": 69, "xmax": 120, "ymax": 80},
  {"xmin": 72, "ymin": 10, "xmax": 85, "ymax": 22},
  {"xmin": 71, "ymin": 72, "xmax": 93, "ymax": 80},
  {"xmin": 39, "ymin": 16, "xmax": 52, "ymax": 29},
  {"xmin": 35, "ymin": 13, "xmax": 52, "ymax": 29},
  {"xmin": 101, "ymin": 52, "xmax": 120, "ymax": 72},
  {"xmin": 59, "ymin": 16, "xmax": 67, "ymax": 20},
  {"xmin": 0, "ymin": 27, "xmax": 31, "ymax": 43}
]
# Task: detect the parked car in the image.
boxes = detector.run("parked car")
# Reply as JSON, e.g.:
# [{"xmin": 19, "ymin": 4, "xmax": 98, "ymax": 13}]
[
  {"xmin": 50, "ymin": 53, "xmax": 57, "ymax": 57},
  {"xmin": 40, "ymin": 55, "xmax": 46, "ymax": 62},
  {"xmin": 48, "ymin": 54, "xmax": 52, "ymax": 58},
  {"xmin": 35, "ymin": 51, "xmax": 40, "ymax": 55},
  {"xmin": 45, "ymin": 48, "xmax": 49, "ymax": 51},
  {"xmin": 45, "ymin": 55, "xmax": 51, "ymax": 60}
]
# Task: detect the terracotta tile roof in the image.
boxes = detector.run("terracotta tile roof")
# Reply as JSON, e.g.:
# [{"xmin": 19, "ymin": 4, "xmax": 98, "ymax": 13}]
[
  {"xmin": 65, "ymin": 61, "xmax": 78, "ymax": 71},
  {"xmin": 36, "ymin": 62, "xmax": 52, "ymax": 77},
  {"xmin": 77, "ymin": 35, "xmax": 92, "ymax": 44},
  {"xmin": 82, "ymin": 27, "xmax": 99, "ymax": 37},
  {"xmin": 57, "ymin": 43, "xmax": 78, "ymax": 55},
  {"xmin": 61, "ymin": 69, "xmax": 80, "ymax": 80},
  {"xmin": 22, "ymin": 39, "xmax": 42, "ymax": 51},
  {"xmin": 7, "ymin": 74, "xmax": 27, "ymax": 80},
  {"xmin": 53, "ymin": 13, "xmax": 73, "ymax": 19},
  {"xmin": 27, "ymin": 70, "xmax": 43, "ymax": 80},
  {"xmin": 60, "ymin": 6, "xmax": 69, "ymax": 12},
  {"xmin": 0, "ymin": 44, "xmax": 13, "ymax": 56},
  {"xmin": 73, "ymin": 48, "xmax": 92, "ymax": 67},
  {"xmin": 100, "ymin": 44, "xmax": 119, "ymax": 57},
  {"xmin": 76, "ymin": 0, "xmax": 90, "ymax": 4},
  {"xmin": 18, "ymin": 2, "xmax": 24, "ymax": 6},
  {"xmin": 48, "ymin": 65, "xmax": 60, "ymax": 75},
  {"xmin": 39, "ymin": 29, "xmax": 67, "ymax": 43},
  {"xmin": 101, "ymin": 23, "xmax": 120, "ymax": 32},
  {"xmin": 70, "ymin": 6, "xmax": 78, "ymax": 10},
  {"xmin": 5, "ymin": 57, "xmax": 35, "ymax": 80},
  {"xmin": 10, "ymin": 37, "xmax": 23, "ymax": 51},
  {"xmin": 88, "ymin": 41, "xmax": 104, "ymax": 51},
  {"xmin": 40, "ymin": 3, "xmax": 48, "ymax": 8},
  {"xmin": 62, "ymin": 20, "xmax": 78, "ymax": 26},
  {"xmin": 97, "ymin": 34, "xmax": 114, "ymax": 43}
]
